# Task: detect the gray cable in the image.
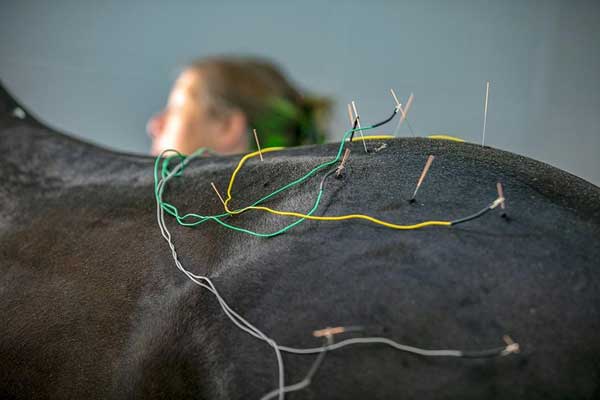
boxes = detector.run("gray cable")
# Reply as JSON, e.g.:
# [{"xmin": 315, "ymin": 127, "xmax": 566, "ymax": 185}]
[
  {"xmin": 155, "ymin": 150, "xmax": 515, "ymax": 400},
  {"xmin": 260, "ymin": 336, "xmax": 332, "ymax": 400}
]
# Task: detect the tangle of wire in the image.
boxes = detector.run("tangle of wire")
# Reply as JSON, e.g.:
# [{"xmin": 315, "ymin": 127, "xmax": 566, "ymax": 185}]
[
  {"xmin": 155, "ymin": 109, "xmax": 502, "ymax": 237},
  {"xmin": 155, "ymin": 147, "xmax": 518, "ymax": 400}
]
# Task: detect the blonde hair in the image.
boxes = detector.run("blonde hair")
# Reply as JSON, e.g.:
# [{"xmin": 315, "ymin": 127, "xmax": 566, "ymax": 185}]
[{"xmin": 188, "ymin": 56, "xmax": 330, "ymax": 147}]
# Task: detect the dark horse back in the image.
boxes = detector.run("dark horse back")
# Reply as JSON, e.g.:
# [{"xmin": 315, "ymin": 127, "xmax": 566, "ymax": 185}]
[{"xmin": 1, "ymin": 86, "xmax": 599, "ymax": 399}]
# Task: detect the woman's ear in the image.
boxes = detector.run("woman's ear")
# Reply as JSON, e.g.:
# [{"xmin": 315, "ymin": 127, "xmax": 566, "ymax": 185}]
[{"xmin": 215, "ymin": 110, "xmax": 248, "ymax": 153}]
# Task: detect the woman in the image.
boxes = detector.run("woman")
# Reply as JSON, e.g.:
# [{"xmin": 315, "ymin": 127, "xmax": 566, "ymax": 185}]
[{"xmin": 147, "ymin": 56, "xmax": 329, "ymax": 156}]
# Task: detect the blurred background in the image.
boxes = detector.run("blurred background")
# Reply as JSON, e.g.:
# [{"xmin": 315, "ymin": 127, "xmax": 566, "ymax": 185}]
[{"xmin": 1, "ymin": 0, "xmax": 599, "ymax": 184}]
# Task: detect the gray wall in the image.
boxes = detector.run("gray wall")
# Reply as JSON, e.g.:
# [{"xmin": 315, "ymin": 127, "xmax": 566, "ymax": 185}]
[{"xmin": 1, "ymin": 0, "xmax": 599, "ymax": 185}]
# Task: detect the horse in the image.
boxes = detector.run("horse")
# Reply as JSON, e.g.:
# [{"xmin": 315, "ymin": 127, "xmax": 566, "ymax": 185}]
[{"xmin": 1, "ymin": 82, "xmax": 599, "ymax": 399}]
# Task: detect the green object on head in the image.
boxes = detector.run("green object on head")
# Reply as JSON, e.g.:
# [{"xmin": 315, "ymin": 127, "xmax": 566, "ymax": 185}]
[{"xmin": 250, "ymin": 96, "xmax": 326, "ymax": 149}]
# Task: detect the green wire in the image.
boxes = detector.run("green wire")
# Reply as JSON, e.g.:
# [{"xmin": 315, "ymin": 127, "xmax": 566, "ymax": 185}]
[
  {"xmin": 211, "ymin": 190, "xmax": 323, "ymax": 237},
  {"xmin": 155, "ymin": 122, "xmax": 383, "ymax": 237},
  {"xmin": 156, "ymin": 153, "xmax": 324, "ymax": 236}
]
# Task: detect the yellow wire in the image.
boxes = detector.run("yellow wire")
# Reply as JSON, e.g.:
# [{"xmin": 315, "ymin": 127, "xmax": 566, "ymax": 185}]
[
  {"xmin": 223, "ymin": 136, "xmax": 396, "ymax": 213},
  {"xmin": 351, "ymin": 135, "xmax": 395, "ymax": 141},
  {"xmin": 221, "ymin": 139, "xmax": 453, "ymax": 230},
  {"xmin": 426, "ymin": 135, "xmax": 465, "ymax": 142},
  {"xmin": 223, "ymin": 147, "xmax": 285, "ymax": 215},
  {"xmin": 351, "ymin": 134, "xmax": 465, "ymax": 142},
  {"xmin": 234, "ymin": 204, "xmax": 451, "ymax": 229},
  {"xmin": 350, "ymin": 134, "xmax": 465, "ymax": 142}
]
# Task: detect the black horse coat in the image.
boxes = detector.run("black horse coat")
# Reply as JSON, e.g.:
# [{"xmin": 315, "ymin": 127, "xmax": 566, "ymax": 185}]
[{"xmin": 1, "ymin": 83, "xmax": 599, "ymax": 399}]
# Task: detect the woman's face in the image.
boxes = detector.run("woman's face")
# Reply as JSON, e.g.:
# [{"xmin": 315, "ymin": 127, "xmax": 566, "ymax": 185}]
[{"xmin": 147, "ymin": 70, "xmax": 212, "ymax": 156}]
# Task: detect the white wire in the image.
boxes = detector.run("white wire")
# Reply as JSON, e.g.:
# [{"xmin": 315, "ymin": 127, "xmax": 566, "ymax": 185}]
[
  {"xmin": 156, "ymin": 155, "xmax": 286, "ymax": 400},
  {"xmin": 260, "ymin": 337, "xmax": 332, "ymax": 400},
  {"xmin": 154, "ymin": 150, "xmax": 511, "ymax": 399},
  {"xmin": 278, "ymin": 337, "xmax": 461, "ymax": 357}
]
